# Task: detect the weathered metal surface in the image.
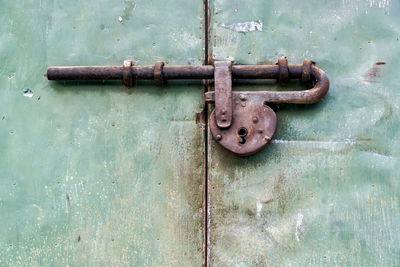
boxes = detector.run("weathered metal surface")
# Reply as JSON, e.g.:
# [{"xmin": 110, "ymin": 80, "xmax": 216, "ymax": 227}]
[
  {"xmin": 46, "ymin": 61, "xmax": 328, "ymax": 85},
  {"xmin": 123, "ymin": 59, "xmax": 133, "ymax": 87},
  {"xmin": 209, "ymin": 94, "xmax": 277, "ymax": 156},
  {"xmin": 153, "ymin": 61, "xmax": 165, "ymax": 86},
  {"xmin": 208, "ymin": 0, "xmax": 400, "ymax": 266},
  {"xmin": 213, "ymin": 61, "xmax": 233, "ymax": 128},
  {"xmin": 46, "ymin": 65, "xmax": 215, "ymax": 81},
  {"xmin": 0, "ymin": 0, "xmax": 205, "ymax": 265},
  {"xmin": 277, "ymin": 58, "xmax": 289, "ymax": 83},
  {"xmin": 205, "ymin": 63, "xmax": 329, "ymax": 104},
  {"xmin": 47, "ymin": 59, "xmax": 328, "ymax": 157}
]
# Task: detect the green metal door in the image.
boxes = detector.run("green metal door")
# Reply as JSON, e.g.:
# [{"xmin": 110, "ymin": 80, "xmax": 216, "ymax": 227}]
[
  {"xmin": 0, "ymin": 0, "xmax": 205, "ymax": 265},
  {"xmin": 207, "ymin": 0, "xmax": 400, "ymax": 266},
  {"xmin": 2, "ymin": 0, "xmax": 400, "ymax": 266}
]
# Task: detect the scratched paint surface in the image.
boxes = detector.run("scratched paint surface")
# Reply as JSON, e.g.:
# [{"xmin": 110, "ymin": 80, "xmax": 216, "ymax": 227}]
[
  {"xmin": 208, "ymin": 0, "xmax": 400, "ymax": 266},
  {"xmin": 0, "ymin": 0, "xmax": 205, "ymax": 265}
]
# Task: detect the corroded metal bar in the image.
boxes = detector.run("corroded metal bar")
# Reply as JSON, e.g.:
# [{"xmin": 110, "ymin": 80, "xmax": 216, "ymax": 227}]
[
  {"xmin": 47, "ymin": 66, "xmax": 123, "ymax": 80},
  {"xmin": 46, "ymin": 59, "xmax": 329, "ymax": 104},
  {"xmin": 205, "ymin": 65, "xmax": 329, "ymax": 104},
  {"xmin": 46, "ymin": 63, "xmax": 303, "ymax": 81},
  {"xmin": 214, "ymin": 61, "xmax": 233, "ymax": 128}
]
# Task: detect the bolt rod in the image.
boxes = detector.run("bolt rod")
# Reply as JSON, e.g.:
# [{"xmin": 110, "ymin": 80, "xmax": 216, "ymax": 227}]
[{"xmin": 47, "ymin": 64, "xmax": 305, "ymax": 81}]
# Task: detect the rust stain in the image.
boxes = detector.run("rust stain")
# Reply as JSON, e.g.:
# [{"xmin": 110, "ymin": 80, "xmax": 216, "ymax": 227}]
[
  {"xmin": 66, "ymin": 193, "xmax": 71, "ymax": 213},
  {"xmin": 364, "ymin": 62, "xmax": 387, "ymax": 82}
]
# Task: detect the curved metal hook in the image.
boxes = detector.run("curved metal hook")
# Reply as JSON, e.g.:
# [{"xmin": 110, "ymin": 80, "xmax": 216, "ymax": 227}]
[{"xmin": 205, "ymin": 62, "xmax": 329, "ymax": 105}]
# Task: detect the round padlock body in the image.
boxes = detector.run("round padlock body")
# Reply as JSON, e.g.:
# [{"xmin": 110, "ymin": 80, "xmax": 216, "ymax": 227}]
[{"xmin": 210, "ymin": 97, "xmax": 277, "ymax": 156}]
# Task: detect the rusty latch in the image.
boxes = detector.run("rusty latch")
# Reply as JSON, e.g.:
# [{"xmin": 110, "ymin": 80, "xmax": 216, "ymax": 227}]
[
  {"xmin": 47, "ymin": 58, "xmax": 329, "ymax": 156},
  {"xmin": 209, "ymin": 60, "xmax": 277, "ymax": 156}
]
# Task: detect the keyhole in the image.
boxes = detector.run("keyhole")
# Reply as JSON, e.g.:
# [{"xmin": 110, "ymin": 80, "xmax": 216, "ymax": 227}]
[{"xmin": 238, "ymin": 127, "xmax": 248, "ymax": 145}]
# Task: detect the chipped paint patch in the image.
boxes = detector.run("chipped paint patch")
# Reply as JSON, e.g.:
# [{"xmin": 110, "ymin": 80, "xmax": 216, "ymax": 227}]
[
  {"xmin": 341, "ymin": 0, "xmax": 391, "ymax": 9},
  {"xmin": 22, "ymin": 88, "xmax": 33, "ymax": 98},
  {"xmin": 272, "ymin": 139, "xmax": 356, "ymax": 152},
  {"xmin": 368, "ymin": 0, "xmax": 390, "ymax": 9},
  {"xmin": 256, "ymin": 201, "xmax": 262, "ymax": 218},
  {"xmin": 272, "ymin": 139, "xmax": 356, "ymax": 145},
  {"xmin": 364, "ymin": 62, "xmax": 386, "ymax": 82},
  {"xmin": 120, "ymin": 0, "xmax": 136, "ymax": 21},
  {"xmin": 341, "ymin": 0, "xmax": 392, "ymax": 14},
  {"xmin": 295, "ymin": 213, "xmax": 304, "ymax": 241},
  {"xmin": 218, "ymin": 20, "xmax": 263, "ymax": 33}
]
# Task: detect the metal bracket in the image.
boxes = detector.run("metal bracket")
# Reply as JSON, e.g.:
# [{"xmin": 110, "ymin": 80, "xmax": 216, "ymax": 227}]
[
  {"xmin": 46, "ymin": 58, "xmax": 329, "ymax": 156},
  {"xmin": 214, "ymin": 61, "xmax": 233, "ymax": 128},
  {"xmin": 210, "ymin": 61, "xmax": 277, "ymax": 155}
]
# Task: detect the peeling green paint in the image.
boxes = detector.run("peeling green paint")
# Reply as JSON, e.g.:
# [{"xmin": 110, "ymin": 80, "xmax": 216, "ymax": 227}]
[
  {"xmin": 2, "ymin": 0, "xmax": 400, "ymax": 265},
  {"xmin": 208, "ymin": 0, "xmax": 400, "ymax": 266},
  {"xmin": 0, "ymin": 0, "xmax": 205, "ymax": 265}
]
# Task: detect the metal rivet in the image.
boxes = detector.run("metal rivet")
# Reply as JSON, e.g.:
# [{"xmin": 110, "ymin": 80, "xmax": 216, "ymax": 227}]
[
  {"xmin": 239, "ymin": 94, "xmax": 246, "ymax": 101},
  {"xmin": 252, "ymin": 116, "xmax": 258, "ymax": 123},
  {"xmin": 216, "ymin": 134, "xmax": 222, "ymax": 141}
]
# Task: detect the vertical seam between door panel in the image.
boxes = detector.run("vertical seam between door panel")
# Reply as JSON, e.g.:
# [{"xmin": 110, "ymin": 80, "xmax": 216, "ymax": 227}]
[{"xmin": 202, "ymin": 0, "xmax": 210, "ymax": 266}]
